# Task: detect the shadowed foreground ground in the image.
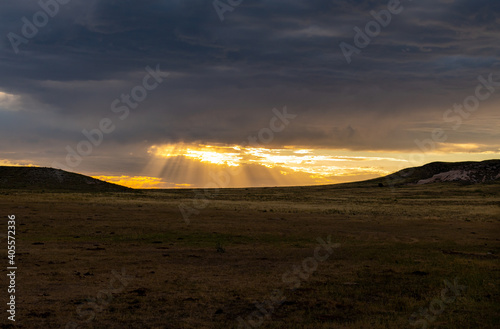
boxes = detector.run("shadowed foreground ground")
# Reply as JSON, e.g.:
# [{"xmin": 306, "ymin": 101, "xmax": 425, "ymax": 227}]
[{"xmin": 1, "ymin": 182, "xmax": 499, "ymax": 328}]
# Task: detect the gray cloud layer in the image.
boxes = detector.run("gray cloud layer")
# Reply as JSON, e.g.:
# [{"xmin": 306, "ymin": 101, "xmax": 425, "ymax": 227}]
[{"xmin": 0, "ymin": 0, "xmax": 499, "ymax": 174}]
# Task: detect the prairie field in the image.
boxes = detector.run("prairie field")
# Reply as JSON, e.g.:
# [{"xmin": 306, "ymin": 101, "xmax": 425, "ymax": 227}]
[{"xmin": 1, "ymin": 182, "xmax": 499, "ymax": 328}]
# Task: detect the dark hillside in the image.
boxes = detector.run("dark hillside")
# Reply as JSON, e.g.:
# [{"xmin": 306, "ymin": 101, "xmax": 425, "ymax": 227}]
[{"xmin": 0, "ymin": 166, "xmax": 130, "ymax": 191}]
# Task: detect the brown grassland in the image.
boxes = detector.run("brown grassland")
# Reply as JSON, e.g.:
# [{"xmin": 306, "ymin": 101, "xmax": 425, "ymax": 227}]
[{"xmin": 1, "ymin": 181, "xmax": 499, "ymax": 328}]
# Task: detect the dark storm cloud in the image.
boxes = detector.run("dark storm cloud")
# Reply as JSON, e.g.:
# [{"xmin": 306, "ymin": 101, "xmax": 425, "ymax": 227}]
[{"xmin": 0, "ymin": 0, "xmax": 499, "ymax": 169}]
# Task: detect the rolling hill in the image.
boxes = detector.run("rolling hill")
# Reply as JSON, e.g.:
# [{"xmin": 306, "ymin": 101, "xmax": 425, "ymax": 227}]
[
  {"xmin": 0, "ymin": 160, "xmax": 499, "ymax": 191},
  {"xmin": 0, "ymin": 166, "xmax": 131, "ymax": 191},
  {"xmin": 377, "ymin": 159, "xmax": 500, "ymax": 187}
]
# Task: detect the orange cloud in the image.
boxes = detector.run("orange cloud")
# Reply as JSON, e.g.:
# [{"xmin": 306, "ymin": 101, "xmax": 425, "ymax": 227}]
[
  {"xmin": 91, "ymin": 175, "xmax": 189, "ymax": 189},
  {"xmin": 0, "ymin": 160, "xmax": 38, "ymax": 167},
  {"xmin": 145, "ymin": 143, "xmax": 404, "ymax": 187}
]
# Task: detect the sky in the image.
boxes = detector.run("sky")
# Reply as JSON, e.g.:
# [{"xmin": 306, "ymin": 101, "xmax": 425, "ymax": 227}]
[{"xmin": 0, "ymin": 0, "xmax": 499, "ymax": 188}]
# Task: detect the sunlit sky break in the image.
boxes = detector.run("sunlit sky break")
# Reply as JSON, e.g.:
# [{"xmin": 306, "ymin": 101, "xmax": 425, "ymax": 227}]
[{"xmin": 1, "ymin": 1, "xmax": 499, "ymax": 188}]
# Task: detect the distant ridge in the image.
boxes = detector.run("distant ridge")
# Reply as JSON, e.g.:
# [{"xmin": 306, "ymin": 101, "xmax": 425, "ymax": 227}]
[
  {"xmin": 379, "ymin": 159, "xmax": 500, "ymax": 186},
  {"xmin": 1, "ymin": 160, "xmax": 499, "ymax": 192},
  {"xmin": 0, "ymin": 166, "xmax": 130, "ymax": 191}
]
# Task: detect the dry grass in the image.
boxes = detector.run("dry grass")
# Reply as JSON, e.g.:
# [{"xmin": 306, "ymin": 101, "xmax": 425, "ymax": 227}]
[{"xmin": 0, "ymin": 182, "xmax": 499, "ymax": 328}]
